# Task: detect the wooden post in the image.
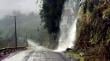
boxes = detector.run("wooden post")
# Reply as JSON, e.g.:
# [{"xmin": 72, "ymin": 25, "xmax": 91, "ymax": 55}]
[{"xmin": 14, "ymin": 16, "xmax": 17, "ymax": 48}]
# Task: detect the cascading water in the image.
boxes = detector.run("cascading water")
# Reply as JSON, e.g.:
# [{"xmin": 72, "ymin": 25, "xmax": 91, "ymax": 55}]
[
  {"xmin": 2, "ymin": 0, "xmax": 81, "ymax": 61},
  {"xmin": 55, "ymin": 0, "xmax": 80, "ymax": 52}
]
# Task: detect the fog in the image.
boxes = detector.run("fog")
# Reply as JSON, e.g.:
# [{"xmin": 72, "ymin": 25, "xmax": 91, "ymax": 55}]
[{"xmin": 0, "ymin": 0, "xmax": 42, "ymax": 18}]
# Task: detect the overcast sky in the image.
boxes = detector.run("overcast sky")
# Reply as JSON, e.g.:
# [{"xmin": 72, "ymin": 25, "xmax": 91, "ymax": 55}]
[{"xmin": 0, "ymin": 0, "xmax": 42, "ymax": 18}]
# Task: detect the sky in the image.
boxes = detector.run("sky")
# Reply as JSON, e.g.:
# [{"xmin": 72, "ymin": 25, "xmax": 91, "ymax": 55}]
[{"xmin": 0, "ymin": 0, "xmax": 42, "ymax": 18}]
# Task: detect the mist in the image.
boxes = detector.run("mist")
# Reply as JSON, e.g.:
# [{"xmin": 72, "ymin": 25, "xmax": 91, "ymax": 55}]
[{"xmin": 0, "ymin": 0, "xmax": 43, "ymax": 19}]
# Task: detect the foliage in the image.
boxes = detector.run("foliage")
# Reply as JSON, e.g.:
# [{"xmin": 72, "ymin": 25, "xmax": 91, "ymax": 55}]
[{"xmin": 103, "ymin": 8, "xmax": 110, "ymax": 19}]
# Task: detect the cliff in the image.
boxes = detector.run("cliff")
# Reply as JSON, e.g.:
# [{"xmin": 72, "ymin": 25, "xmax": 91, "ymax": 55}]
[{"xmin": 74, "ymin": 0, "xmax": 110, "ymax": 61}]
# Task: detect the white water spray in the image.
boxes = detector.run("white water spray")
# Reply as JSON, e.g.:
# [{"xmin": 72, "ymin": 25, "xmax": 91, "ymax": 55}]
[
  {"xmin": 27, "ymin": 39, "xmax": 50, "ymax": 51},
  {"xmin": 55, "ymin": 18, "xmax": 78, "ymax": 52},
  {"xmin": 55, "ymin": 0, "xmax": 80, "ymax": 52}
]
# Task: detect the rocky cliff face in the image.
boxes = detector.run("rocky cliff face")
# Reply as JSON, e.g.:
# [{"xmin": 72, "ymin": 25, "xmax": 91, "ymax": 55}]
[{"xmin": 75, "ymin": 0, "xmax": 110, "ymax": 60}]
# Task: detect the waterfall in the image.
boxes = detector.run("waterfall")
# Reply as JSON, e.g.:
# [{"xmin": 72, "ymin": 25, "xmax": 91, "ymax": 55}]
[{"xmin": 55, "ymin": 0, "xmax": 80, "ymax": 52}]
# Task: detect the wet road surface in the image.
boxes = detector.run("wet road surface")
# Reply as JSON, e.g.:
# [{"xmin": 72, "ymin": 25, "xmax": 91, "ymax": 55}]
[{"xmin": 2, "ymin": 50, "xmax": 75, "ymax": 61}]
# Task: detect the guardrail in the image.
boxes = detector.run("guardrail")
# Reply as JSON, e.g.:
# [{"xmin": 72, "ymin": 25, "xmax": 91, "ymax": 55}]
[{"xmin": 0, "ymin": 47, "xmax": 27, "ymax": 60}]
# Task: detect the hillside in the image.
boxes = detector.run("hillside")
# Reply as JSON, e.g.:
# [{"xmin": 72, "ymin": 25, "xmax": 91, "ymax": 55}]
[{"xmin": 73, "ymin": 0, "xmax": 110, "ymax": 61}]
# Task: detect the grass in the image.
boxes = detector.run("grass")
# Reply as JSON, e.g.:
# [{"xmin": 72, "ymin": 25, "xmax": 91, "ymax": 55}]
[{"xmin": 65, "ymin": 51, "xmax": 85, "ymax": 61}]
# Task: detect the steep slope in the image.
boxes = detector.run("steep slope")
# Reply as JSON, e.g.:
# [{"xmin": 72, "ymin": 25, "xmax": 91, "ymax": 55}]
[{"xmin": 74, "ymin": 0, "xmax": 110, "ymax": 61}]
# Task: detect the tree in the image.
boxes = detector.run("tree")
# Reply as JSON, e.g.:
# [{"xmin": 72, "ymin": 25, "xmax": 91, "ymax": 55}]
[{"xmin": 40, "ymin": 0, "xmax": 66, "ymax": 40}]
